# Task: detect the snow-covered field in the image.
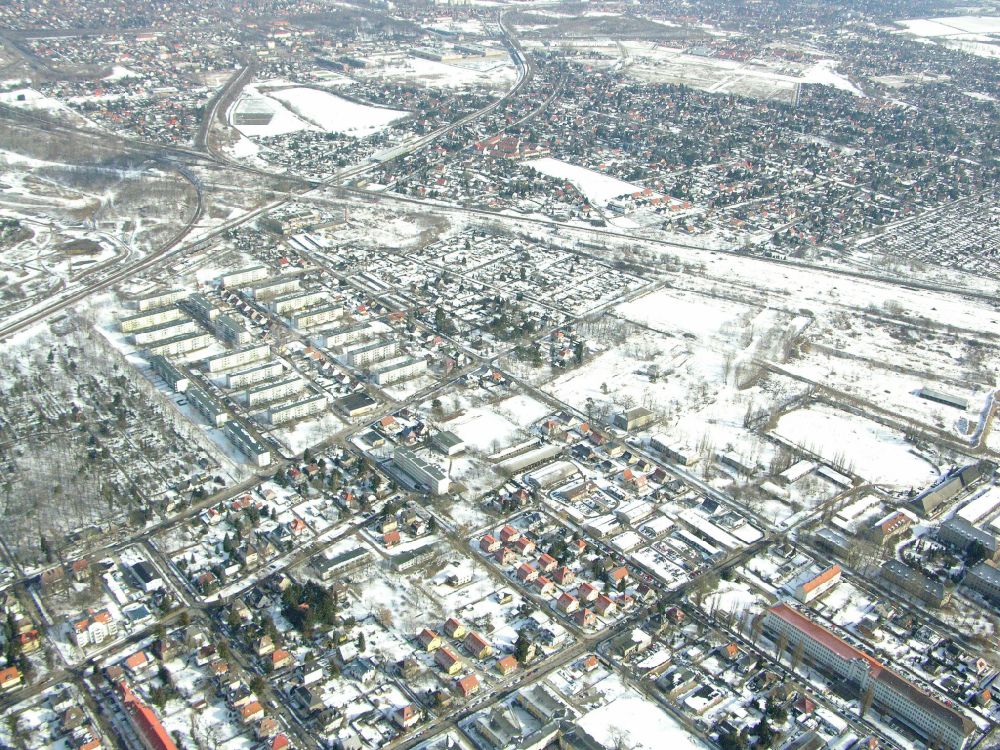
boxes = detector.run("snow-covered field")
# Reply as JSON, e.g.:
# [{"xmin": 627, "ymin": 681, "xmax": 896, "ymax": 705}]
[
  {"xmin": 895, "ymin": 16, "xmax": 1000, "ymax": 58},
  {"xmin": 524, "ymin": 157, "xmax": 656, "ymax": 205},
  {"xmin": 230, "ymin": 85, "xmax": 408, "ymax": 138},
  {"xmin": 773, "ymin": 404, "xmax": 938, "ymax": 487},
  {"xmin": 270, "ymin": 87, "xmax": 408, "ymax": 137},
  {"xmin": 577, "ymin": 673, "xmax": 710, "ymax": 750},
  {"xmin": 357, "ymin": 54, "xmax": 516, "ymax": 89}
]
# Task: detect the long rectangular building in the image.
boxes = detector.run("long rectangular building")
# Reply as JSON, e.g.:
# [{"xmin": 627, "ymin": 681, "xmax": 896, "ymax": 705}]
[
  {"xmin": 120, "ymin": 306, "xmax": 185, "ymax": 333},
  {"xmin": 964, "ymin": 561, "xmax": 1000, "ymax": 605},
  {"xmin": 271, "ymin": 291, "xmax": 326, "ymax": 315},
  {"xmin": 133, "ymin": 317, "xmax": 199, "ymax": 345},
  {"xmin": 219, "ymin": 266, "xmax": 269, "ymax": 288},
  {"xmin": 226, "ymin": 361, "xmax": 284, "ymax": 390},
  {"xmin": 136, "ymin": 289, "xmax": 188, "ymax": 311},
  {"xmin": 762, "ymin": 603, "xmax": 974, "ymax": 750},
  {"xmin": 248, "ymin": 276, "xmax": 301, "ymax": 300},
  {"xmin": 186, "ymin": 383, "xmax": 229, "ymax": 427},
  {"xmin": 880, "ymin": 560, "xmax": 950, "ymax": 607},
  {"xmin": 244, "ymin": 376, "xmax": 305, "ymax": 407},
  {"xmin": 394, "ymin": 447, "xmax": 449, "ymax": 495},
  {"xmin": 149, "ymin": 355, "xmax": 189, "ymax": 393},
  {"xmin": 291, "ymin": 304, "xmax": 343, "ymax": 330},
  {"xmin": 204, "ymin": 344, "xmax": 270, "ymax": 373},
  {"xmin": 344, "ymin": 339, "xmax": 398, "ymax": 368},
  {"xmin": 223, "ymin": 420, "xmax": 271, "ymax": 467},
  {"xmin": 371, "ymin": 356, "xmax": 426, "ymax": 386},
  {"xmin": 146, "ymin": 332, "xmax": 214, "ymax": 357},
  {"xmin": 268, "ymin": 393, "xmax": 326, "ymax": 425}
]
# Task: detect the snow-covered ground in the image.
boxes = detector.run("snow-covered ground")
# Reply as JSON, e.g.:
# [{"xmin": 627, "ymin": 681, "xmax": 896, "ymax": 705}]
[
  {"xmin": 773, "ymin": 404, "xmax": 938, "ymax": 487},
  {"xmin": 230, "ymin": 85, "xmax": 408, "ymax": 138},
  {"xmin": 524, "ymin": 157, "xmax": 657, "ymax": 206},
  {"xmin": 270, "ymin": 87, "xmax": 408, "ymax": 137},
  {"xmin": 577, "ymin": 673, "xmax": 710, "ymax": 750}
]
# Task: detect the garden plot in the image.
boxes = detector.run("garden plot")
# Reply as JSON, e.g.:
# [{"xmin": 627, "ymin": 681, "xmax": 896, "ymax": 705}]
[{"xmin": 773, "ymin": 403, "xmax": 939, "ymax": 487}]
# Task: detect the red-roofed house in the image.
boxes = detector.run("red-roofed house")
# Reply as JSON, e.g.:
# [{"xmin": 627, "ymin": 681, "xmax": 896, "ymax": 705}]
[
  {"xmin": 393, "ymin": 704, "xmax": 421, "ymax": 729},
  {"xmin": 575, "ymin": 609, "xmax": 596, "ymax": 628},
  {"xmin": 557, "ymin": 592, "xmax": 579, "ymax": 613},
  {"xmin": 794, "ymin": 564, "xmax": 841, "ymax": 604},
  {"xmin": 496, "ymin": 655, "xmax": 518, "ymax": 676},
  {"xmin": 455, "ymin": 674, "xmax": 479, "ymax": 698},
  {"xmin": 417, "ymin": 628, "xmax": 442, "ymax": 652},
  {"xmin": 119, "ymin": 682, "xmax": 178, "ymax": 750},
  {"xmin": 463, "ymin": 631, "xmax": 493, "ymax": 659},
  {"xmin": 553, "ymin": 566, "xmax": 575, "ymax": 585},
  {"xmin": 577, "ymin": 582, "xmax": 599, "ymax": 602},
  {"xmin": 537, "ymin": 553, "xmax": 557, "ymax": 572},
  {"xmin": 480, "ymin": 534, "xmax": 500, "ymax": 553},
  {"xmin": 515, "ymin": 536, "xmax": 536, "ymax": 555},
  {"xmin": 443, "ymin": 618, "xmax": 466, "ymax": 639},
  {"xmin": 517, "ymin": 564, "xmax": 538, "ymax": 583},
  {"xmin": 595, "ymin": 595, "xmax": 617, "ymax": 617},
  {"xmin": 499, "ymin": 525, "xmax": 520, "ymax": 544}
]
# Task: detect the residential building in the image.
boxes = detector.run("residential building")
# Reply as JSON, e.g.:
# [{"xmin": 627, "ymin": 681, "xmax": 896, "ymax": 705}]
[
  {"xmin": 268, "ymin": 393, "xmax": 327, "ymax": 425},
  {"xmin": 795, "ymin": 564, "xmax": 842, "ymax": 603},
  {"xmin": 761, "ymin": 604, "xmax": 974, "ymax": 750}
]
